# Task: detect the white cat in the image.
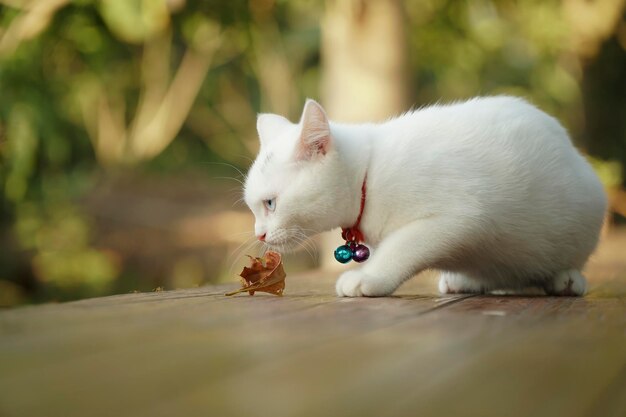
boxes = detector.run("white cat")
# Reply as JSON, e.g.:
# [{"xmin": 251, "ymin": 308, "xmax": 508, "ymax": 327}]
[{"xmin": 244, "ymin": 96, "xmax": 607, "ymax": 297}]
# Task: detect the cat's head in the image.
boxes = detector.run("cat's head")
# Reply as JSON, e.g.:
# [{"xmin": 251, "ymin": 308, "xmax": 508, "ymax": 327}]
[{"xmin": 244, "ymin": 99, "xmax": 350, "ymax": 252}]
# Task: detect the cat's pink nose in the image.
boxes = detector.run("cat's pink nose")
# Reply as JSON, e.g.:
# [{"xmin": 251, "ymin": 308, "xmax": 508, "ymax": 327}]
[{"xmin": 258, "ymin": 233, "xmax": 266, "ymax": 241}]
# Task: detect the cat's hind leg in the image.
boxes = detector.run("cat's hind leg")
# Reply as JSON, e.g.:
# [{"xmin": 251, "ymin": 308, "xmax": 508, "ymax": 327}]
[
  {"xmin": 543, "ymin": 269, "xmax": 587, "ymax": 296},
  {"xmin": 438, "ymin": 271, "xmax": 485, "ymax": 295}
]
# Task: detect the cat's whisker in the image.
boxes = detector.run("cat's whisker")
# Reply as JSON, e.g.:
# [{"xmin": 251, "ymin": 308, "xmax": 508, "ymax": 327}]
[
  {"xmin": 232, "ymin": 196, "xmax": 246, "ymax": 207},
  {"xmin": 302, "ymin": 237, "xmax": 320, "ymax": 260},
  {"xmin": 226, "ymin": 235, "xmax": 256, "ymax": 265},
  {"xmin": 285, "ymin": 228, "xmax": 319, "ymax": 261},
  {"xmin": 290, "ymin": 235, "xmax": 307, "ymax": 255},
  {"xmin": 293, "ymin": 235, "xmax": 316, "ymax": 262},
  {"xmin": 292, "ymin": 228, "xmax": 311, "ymax": 247},
  {"xmin": 291, "ymin": 228, "xmax": 320, "ymax": 245},
  {"xmin": 227, "ymin": 186, "xmax": 244, "ymax": 193},
  {"xmin": 202, "ymin": 161, "xmax": 247, "ymax": 180},
  {"xmin": 301, "ymin": 236, "xmax": 319, "ymax": 259},
  {"xmin": 258, "ymin": 242, "xmax": 269, "ymax": 257},
  {"xmin": 214, "ymin": 176, "xmax": 244, "ymax": 186},
  {"xmin": 205, "ymin": 161, "xmax": 247, "ymax": 188},
  {"xmin": 224, "ymin": 189, "xmax": 246, "ymax": 208},
  {"xmin": 235, "ymin": 154, "xmax": 254, "ymax": 164},
  {"xmin": 227, "ymin": 238, "xmax": 260, "ymax": 276}
]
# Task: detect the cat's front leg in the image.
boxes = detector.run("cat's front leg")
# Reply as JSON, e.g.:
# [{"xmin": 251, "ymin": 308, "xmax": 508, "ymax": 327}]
[{"xmin": 336, "ymin": 217, "xmax": 468, "ymax": 297}]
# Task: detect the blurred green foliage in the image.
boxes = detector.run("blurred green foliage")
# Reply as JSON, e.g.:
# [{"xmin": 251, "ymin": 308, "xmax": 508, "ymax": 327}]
[
  {"xmin": 0, "ymin": 0, "xmax": 624, "ymax": 306},
  {"xmin": 0, "ymin": 0, "xmax": 320, "ymax": 305},
  {"xmin": 409, "ymin": 2, "xmax": 575, "ymax": 113}
]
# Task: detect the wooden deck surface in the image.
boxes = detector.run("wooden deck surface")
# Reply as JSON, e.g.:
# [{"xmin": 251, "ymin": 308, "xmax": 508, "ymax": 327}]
[{"xmin": 1, "ymin": 231, "xmax": 626, "ymax": 417}]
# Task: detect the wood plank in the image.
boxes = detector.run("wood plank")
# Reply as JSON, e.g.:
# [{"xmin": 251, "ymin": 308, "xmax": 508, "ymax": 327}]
[
  {"xmin": 386, "ymin": 296, "xmax": 626, "ymax": 417},
  {"xmin": 137, "ymin": 294, "xmax": 625, "ymax": 417},
  {"xmin": 0, "ymin": 272, "xmax": 467, "ymax": 417},
  {"xmin": 0, "ymin": 232, "xmax": 624, "ymax": 417},
  {"xmin": 1, "ymin": 289, "xmax": 623, "ymax": 417},
  {"xmin": 587, "ymin": 363, "xmax": 626, "ymax": 417}
]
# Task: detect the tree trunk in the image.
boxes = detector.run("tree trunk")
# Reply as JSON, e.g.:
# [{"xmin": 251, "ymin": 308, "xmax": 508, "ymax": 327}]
[
  {"xmin": 319, "ymin": 0, "xmax": 411, "ymax": 268},
  {"xmin": 322, "ymin": 0, "xmax": 411, "ymax": 122}
]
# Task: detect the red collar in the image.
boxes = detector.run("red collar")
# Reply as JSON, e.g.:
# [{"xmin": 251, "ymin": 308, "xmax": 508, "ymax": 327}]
[{"xmin": 341, "ymin": 175, "xmax": 367, "ymax": 243}]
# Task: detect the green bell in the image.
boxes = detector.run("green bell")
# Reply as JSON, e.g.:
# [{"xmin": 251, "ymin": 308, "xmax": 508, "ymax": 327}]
[{"xmin": 334, "ymin": 245, "xmax": 353, "ymax": 264}]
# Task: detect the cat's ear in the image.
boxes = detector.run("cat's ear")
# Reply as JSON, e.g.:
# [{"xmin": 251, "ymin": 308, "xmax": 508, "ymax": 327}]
[
  {"xmin": 257, "ymin": 113, "xmax": 291, "ymax": 147},
  {"xmin": 297, "ymin": 99, "xmax": 331, "ymax": 160}
]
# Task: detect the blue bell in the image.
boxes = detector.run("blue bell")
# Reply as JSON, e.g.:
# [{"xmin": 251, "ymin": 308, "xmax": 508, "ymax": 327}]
[{"xmin": 334, "ymin": 245, "xmax": 353, "ymax": 264}]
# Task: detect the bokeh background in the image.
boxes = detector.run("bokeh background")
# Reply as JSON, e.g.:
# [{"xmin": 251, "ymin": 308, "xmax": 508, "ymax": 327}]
[{"xmin": 1, "ymin": 0, "xmax": 625, "ymax": 306}]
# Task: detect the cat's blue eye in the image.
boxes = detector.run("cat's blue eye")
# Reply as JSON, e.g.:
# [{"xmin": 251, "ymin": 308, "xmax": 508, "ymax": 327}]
[{"xmin": 263, "ymin": 198, "xmax": 276, "ymax": 212}]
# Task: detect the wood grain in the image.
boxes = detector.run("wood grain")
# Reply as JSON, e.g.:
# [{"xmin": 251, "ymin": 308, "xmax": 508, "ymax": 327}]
[{"xmin": 1, "ymin": 232, "xmax": 625, "ymax": 417}]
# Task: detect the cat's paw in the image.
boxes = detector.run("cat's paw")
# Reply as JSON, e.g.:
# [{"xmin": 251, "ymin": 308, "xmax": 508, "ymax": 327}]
[
  {"xmin": 336, "ymin": 270, "xmax": 364, "ymax": 297},
  {"xmin": 438, "ymin": 272, "xmax": 484, "ymax": 294},
  {"xmin": 336, "ymin": 270, "xmax": 395, "ymax": 297},
  {"xmin": 544, "ymin": 269, "xmax": 586, "ymax": 296}
]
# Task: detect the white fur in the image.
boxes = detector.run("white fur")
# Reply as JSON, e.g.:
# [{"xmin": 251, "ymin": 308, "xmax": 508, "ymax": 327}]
[{"xmin": 244, "ymin": 97, "xmax": 607, "ymax": 297}]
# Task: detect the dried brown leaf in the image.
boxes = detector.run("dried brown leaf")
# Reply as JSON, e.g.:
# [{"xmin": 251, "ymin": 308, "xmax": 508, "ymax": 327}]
[{"xmin": 225, "ymin": 251, "xmax": 286, "ymax": 296}]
